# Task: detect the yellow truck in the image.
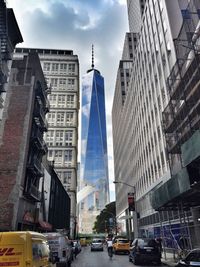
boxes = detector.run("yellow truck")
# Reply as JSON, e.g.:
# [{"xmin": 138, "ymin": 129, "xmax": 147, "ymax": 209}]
[{"xmin": 0, "ymin": 231, "xmax": 51, "ymax": 267}]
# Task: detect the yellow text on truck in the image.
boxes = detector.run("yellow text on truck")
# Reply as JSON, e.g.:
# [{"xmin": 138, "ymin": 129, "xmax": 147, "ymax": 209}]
[{"xmin": 0, "ymin": 231, "xmax": 51, "ymax": 267}]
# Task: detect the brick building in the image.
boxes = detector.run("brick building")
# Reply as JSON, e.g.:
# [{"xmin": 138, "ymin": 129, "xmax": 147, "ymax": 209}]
[{"xmin": 0, "ymin": 52, "xmax": 49, "ymax": 230}]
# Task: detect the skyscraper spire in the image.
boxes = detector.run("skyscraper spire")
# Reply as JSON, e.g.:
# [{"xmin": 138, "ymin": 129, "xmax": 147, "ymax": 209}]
[
  {"xmin": 87, "ymin": 44, "xmax": 100, "ymax": 74},
  {"xmin": 91, "ymin": 44, "xmax": 94, "ymax": 69}
]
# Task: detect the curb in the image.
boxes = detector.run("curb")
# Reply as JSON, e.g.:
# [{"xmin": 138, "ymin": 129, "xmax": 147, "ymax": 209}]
[{"xmin": 162, "ymin": 260, "xmax": 178, "ymax": 267}]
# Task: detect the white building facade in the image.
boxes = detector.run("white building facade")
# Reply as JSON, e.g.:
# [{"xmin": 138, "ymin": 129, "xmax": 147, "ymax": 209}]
[{"xmin": 112, "ymin": 0, "xmax": 196, "ymax": 242}]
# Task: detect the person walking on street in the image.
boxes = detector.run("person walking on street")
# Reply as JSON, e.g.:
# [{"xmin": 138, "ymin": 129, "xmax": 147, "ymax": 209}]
[{"xmin": 107, "ymin": 237, "xmax": 113, "ymax": 258}]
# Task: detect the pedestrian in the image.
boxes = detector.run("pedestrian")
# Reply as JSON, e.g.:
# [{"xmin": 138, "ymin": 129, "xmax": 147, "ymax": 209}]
[
  {"xmin": 107, "ymin": 237, "xmax": 113, "ymax": 258},
  {"xmin": 74, "ymin": 243, "xmax": 79, "ymax": 258}
]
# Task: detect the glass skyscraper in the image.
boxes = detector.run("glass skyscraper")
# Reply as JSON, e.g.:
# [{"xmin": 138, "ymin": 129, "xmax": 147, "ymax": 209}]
[{"xmin": 80, "ymin": 57, "xmax": 110, "ymax": 233}]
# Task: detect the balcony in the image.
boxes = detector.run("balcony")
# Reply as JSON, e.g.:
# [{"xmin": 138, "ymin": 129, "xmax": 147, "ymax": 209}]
[
  {"xmin": 31, "ymin": 129, "xmax": 43, "ymax": 149},
  {"xmin": 31, "ymin": 129, "xmax": 48, "ymax": 154},
  {"xmin": 24, "ymin": 183, "xmax": 41, "ymax": 202},
  {"xmin": 34, "ymin": 98, "xmax": 48, "ymax": 131},
  {"xmin": 27, "ymin": 157, "xmax": 44, "ymax": 177}
]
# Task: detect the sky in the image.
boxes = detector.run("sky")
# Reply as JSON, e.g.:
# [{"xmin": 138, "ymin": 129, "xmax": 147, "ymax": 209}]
[{"xmin": 7, "ymin": 0, "xmax": 129, "ymax": 201}]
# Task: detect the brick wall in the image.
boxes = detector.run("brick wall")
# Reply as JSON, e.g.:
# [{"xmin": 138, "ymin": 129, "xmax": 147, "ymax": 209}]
[{"xmin": 0, "ymin": 82, "xmax": 33, "ymax": 230}]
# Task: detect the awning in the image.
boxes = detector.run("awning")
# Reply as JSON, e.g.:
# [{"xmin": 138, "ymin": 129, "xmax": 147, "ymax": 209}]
[
  {"xmin": 150, "ymin": 167, "xmax": 200, "ymax": 210},
  {"xmin": 38, "ymin": 220, "xmax": 52, "ymax": 231}
]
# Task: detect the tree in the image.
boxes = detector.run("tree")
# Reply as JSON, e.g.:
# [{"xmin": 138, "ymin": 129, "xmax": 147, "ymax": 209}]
[{"xmin": 93, "ymin": 201, "xmax": 116, "ymax": 234}]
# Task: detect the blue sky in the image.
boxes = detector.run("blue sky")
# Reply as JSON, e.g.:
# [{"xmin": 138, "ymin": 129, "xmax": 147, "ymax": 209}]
[{"xmin": 7, "ymin": 0, "xmax": 129, "ymax": 201}]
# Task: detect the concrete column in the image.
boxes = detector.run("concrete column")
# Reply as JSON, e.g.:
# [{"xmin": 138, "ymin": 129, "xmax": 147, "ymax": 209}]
[{"xmin": 191, "ymin": 207, "xmax": 200, "ymax": 247}]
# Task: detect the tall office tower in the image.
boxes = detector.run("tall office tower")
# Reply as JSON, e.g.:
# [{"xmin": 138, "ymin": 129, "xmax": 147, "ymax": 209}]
[
  {"xmin": 80, "ymin": 50, "xmax": 110, "ymax": 233},
  {"xmin": 14, "ymin": 48, "xmax": 79, "ymax": 237},
  {"xmin": 126, "ymin": 0, "xmax": 146, "ymax": 32},
  {"xmin": 113, "ymin": 0, "xmax": 200, "ymax": 247}
]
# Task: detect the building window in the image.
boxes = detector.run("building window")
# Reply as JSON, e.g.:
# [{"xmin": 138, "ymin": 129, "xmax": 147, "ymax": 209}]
[
  {"xmin": 63, "ymin": 171, "xmax": 72, "ymax": 184},
  {"xmin": 64, "ymin": 150, "xmax": 72, "ymax": 163},
  {"xmin": 58, "ymin": 95, "xmax": 66, "ymax": 107},
  {"xmin": 66, "ymin": 112, "xmax": 74, "ymax": 126},
  {"xmin": 48, "ymin": 113, "xmax": 56, "ymax": 126},
  {"xmin": 68, "ymin": 79, "xmax": 75, "ymax": 85},
  {"xmin": 52, "ymin": 63, "xmax": 59, "ymax": 72},
  {"xmin": 43, "ymin": 62, "xmax": 50, "ymax": 72},
  {"xmin": 55, "ymin": 130, "xmax": 64, "ymax": 146},
  {"xmin": 65, "ymin": 130, "xmax": 73, "ymax": 146},
  {"xmin": 48, "ymin": 150, "xmax": 53, "ymax": 158},
  {"xmin": 46, "ymin": 130, "xmax": 54, "ymax": 143},
  {"xmin": 49, "ymin": 94, "xmax": 57, "ymax": 107},
  {"xmin": 51, "ymin": 78, "xmax": 58, "ymax": 88},
  {"xmin": 57, "ymin": 112, "xmax": 65, "ymax": 126},
  {"xmin": 66, "ymin": 95, "xmax": 74, "ymax": 107},
  {"xmin": 60, "ymin": 63, "xmax": 67, "ymax": 73},
  {"xmin": 54, "ymin": 150, "xmax": 63, "ymax": 165},
  {"xmin": 68, "ymin": 63, "xmax": 75, "ymax": 73}
]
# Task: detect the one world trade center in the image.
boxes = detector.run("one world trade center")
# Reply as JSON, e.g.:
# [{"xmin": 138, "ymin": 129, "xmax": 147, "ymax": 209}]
[{"xmin": 80, "ymin": 47, "xmax": 110, "ymax": 233}]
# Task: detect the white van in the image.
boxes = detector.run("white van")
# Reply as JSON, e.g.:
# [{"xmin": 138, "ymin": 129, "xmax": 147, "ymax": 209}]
[{"xmin": 44, "ymin": 232, "xmax": 72, "ymax": 267}]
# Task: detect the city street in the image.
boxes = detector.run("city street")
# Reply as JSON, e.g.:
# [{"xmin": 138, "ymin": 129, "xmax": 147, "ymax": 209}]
[{"xmin": 71, "ymin": 246, "xmax": 163, "ymax": 267}]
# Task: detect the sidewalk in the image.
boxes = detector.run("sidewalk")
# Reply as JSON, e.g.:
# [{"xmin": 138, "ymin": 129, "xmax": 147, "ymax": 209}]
[{"xmin": 161, "ymin": 252, "xmax": 179, "ymax": 267}]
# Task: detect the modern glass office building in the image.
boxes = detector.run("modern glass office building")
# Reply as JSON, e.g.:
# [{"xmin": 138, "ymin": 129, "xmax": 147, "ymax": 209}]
[{"xmin": 80, "ymin": 62, "xmax": 110, "ymax": 233}]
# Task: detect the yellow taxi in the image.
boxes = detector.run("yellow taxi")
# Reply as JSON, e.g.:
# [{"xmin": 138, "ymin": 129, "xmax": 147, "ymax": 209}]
[
  {"xmin": 0, "ymin": 231, "xmax": 51, "ymax": 267},
  {"xmin": 113, "ymin": 238, "xmax": 130, "ymax": 254}
]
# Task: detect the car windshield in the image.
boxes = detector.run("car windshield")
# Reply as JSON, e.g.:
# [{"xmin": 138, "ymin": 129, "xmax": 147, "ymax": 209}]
[
  {"xmin": 186, "ymin": 251, "xmax": 200, "ymax": 262},
  {"xmin": 118, "ymin": 239, "xmax": 129, "ymax": 243},
  {"xmin": 137, "ymin": 239, "xmax": 157, "ymax": 247},
  {"xmin": 92, "ymin": 239, "xmax": 102, "ymax": 243}
]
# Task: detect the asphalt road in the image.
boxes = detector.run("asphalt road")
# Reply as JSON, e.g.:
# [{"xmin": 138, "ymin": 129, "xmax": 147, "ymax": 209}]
[{"xmin": 71, "ymin": 245, "xmax": 163, "ymax": 267}]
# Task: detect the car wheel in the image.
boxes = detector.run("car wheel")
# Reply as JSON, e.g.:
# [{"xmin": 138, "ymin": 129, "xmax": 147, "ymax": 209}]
[
  {"xmin": 134, "ymin": 256, "xmax": 139, "ymax": 265},
  {"xmin": 156, "ymin": 259, "xmax": 161, "ymax": 265}
]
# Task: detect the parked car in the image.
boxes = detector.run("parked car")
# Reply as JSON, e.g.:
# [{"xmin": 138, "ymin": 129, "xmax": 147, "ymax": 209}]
[
  {"xmin": 129, "ymin": 238, "xmax": 162, "ymax": 265},
  {"xmin": 0, "ymin": 231, "xmax": 51, "ymax": 267},
  {"xmin": 176, "ymin": 249, "xmax": 200, "ymax": 267},
  {"xmin": 113, "ymin": 238, "xmax": 130, "ymax": 254},
  {"xmin": 44, "ymin": 232, "xmax": 73, "ymax": 266},
  {"xmin": 91, "ymin": 239, "xmax": 104, "ymax": 251}
]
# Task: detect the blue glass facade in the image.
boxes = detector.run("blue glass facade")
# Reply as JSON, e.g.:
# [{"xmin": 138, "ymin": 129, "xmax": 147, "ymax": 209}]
[{"xmin": 81, "ymin": 68, "xmax": 109, "ymax": 218}]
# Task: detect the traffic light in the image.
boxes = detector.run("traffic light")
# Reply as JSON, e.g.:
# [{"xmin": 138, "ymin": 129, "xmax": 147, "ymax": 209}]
[{"xmin": 128, "ymin": 192, "xmax": 135, "ymax": 211}]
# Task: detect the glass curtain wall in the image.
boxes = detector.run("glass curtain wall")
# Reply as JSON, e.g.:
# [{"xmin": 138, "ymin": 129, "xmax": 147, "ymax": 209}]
[{"xmin": 80, "ymin": 69, "xmax": 109, "ymax": 232}]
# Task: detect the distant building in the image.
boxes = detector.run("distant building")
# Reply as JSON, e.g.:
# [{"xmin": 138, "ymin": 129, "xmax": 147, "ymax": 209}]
[
  {"xmin": 14, "ymin": 48, "xmax": 79, "ymax": 237},
  {"xmin": 80, "ymin": 48, "xmax": 110, "ymax": 233}
]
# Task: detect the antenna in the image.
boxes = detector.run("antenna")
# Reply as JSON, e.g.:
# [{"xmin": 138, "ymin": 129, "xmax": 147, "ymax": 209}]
[{"xmin": 91, "ymin": 44, "xmax": 94, "ymax": 69}]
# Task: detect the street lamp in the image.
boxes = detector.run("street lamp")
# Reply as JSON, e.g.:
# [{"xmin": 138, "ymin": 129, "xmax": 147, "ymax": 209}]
[
  {"xmin": 113, "ymin": 181, "xmax": 135, "ymax": 190},
  {"xmin": 113, "ymin": 180, "xmax": 138, "ymax": 239}
]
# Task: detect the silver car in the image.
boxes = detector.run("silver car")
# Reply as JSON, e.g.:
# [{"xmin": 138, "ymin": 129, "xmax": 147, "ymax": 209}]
[{"xmin": 91, "ymin": 239, "xmax": 104, "ymax": 251}]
